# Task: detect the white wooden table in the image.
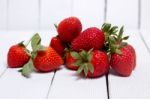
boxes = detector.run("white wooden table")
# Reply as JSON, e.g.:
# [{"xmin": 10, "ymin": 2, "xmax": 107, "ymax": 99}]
[
  {"xmin": 0, "ymin": 0, "xmax": 150, "ymax": 99},
  {"xmin": 0, "ymin": 29, "xmax": 150, "ymax": 99}
]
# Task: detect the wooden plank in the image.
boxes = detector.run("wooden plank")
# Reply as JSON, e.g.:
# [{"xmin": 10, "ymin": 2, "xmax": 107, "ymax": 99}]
[
  {"xmin": 0, "ymin": 31, "xmax": 56, "ymax": 99},
  {"xmin": 0, "ymin": 0, "xmax": 7, "ymax": 30},
  {"xmin": 107, "ymin": 0, "xmax": 138, "ymax": 29},
  {"xmin": 108, "ymin": 30, "xmax": 150, "ymax": 99},
  {"xmin": 73, "ymin": 0, "xmax": 104, "ymax": 29},
  {"xmin": 8, "ymin": 0, "xmax": 39, "ymax": 30},
  {"xmin": 141, "ymin": 0, "xmax": 150, "ymax": 29},
  {"xmin": 47, "ymin": 68, "xmax": 108, "ymax": 99},
  {"xmin": 0, "ymin": 31, "xmax": 8, "ymax": 76},
  {"xmin": 40, "ymin": 0, "xmax": 72, "ymax": 30},
  {"xmin": 140, "ymin": 30, "xmax": 150, "ymax": 49},
  {"xmin": 0, "ymin": 68, "xmax": 54, "ymax": 99}
]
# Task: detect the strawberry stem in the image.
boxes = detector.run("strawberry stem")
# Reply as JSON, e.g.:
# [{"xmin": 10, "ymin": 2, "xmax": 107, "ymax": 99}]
[{"xmin": 101, "ymin": 23, "xmax": 129, "ymax": 55}]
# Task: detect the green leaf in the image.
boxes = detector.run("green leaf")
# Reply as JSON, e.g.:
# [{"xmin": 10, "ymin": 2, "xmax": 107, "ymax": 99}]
[
  {"xmin": 77, "ymin": 65, "xmax": 84, "ymax": 74},
  {"xmin": 31, "ymin": 33, "xmax": 41, "ymax": 52},
  {"xmin": 72, "ymin": 60, "xmax": 82, "ymax": 66},
  {"xmin": 54, "ymin": 24, "xmax": 58, "ymax": 29},
  {"xmin": 87, "ymin": 48, "xmax": 93, "ymax": 54},
  {"xmin": 109, "ymin": 26, "xmax": 118, "ymax": 34},
  {"xmin": 24, "ymin": 49, "xmax": 31, "ymax": 56},
  {"xmin": 118, "ymin": 26, "xmax": 124, "ymax": 40},
  {"xmin": 84, "ymin": 64, "xmax": 88, "ymax": 76},
  {"xmin": 31, "ymin": 51, "xmax": 37, "ymax": 59},
  {"xmin": 21, "ymin": 59, "xmax": 34, "ymax": 78},
  {"xmin": 79, "ymin": 50, "xmax": 87, "ymax": 58},
  {"xmin": 71, "ymin": 52, "xmax": 80, "ymax": 59},
  {"xmin": 37, "ymin": 45, "xmax": 47, "ymax": 51},
  {"xmin": 18, "ymin": 41, "xmax": 25, "ymax": 47},
  {"xmin": 119, "ymin": 42, "xmax": 127, "ymax": 48},
  {"xmin": 109, "ymin": 36, "xmax": 116, "ymax": 43},
  {"xmin": 123, "ymin": 36, "xmax": 129, "ymax": 40},
  {"xmin": 87, "ymin": 54, "xmax": 92, "ymax": 62},
  {"xmin": 110, "ymin": 44, "xmax": 116, "ymax": 53},
  {"xmin": 102, "ymin": 23, "xmax": 111, "ymax": 32},
  {"xmin": 87, "ymin": 63, "xmax": 94, "ymax": 73}
]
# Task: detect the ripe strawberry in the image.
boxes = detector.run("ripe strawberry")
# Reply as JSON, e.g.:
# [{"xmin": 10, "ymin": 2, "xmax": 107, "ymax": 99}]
[
  {"xmin": 33, "ymin": 47, "xmax": 64, "ymax": 72},
  {"xmin": 71, "ymin": 27, "xmax": 105, "ymax": 52},
  {"xmin": 101, "ymin": 23, "xmax": 136, "ymax": 76},
  {"xmin": 110, "ymin": 44, "xmax": 136, "ymax": 76},
  {"xmin": 66, "ymin": 52, "xmax": 79, "ymax": 70},
  {"xmin": 50, "ymin": 36, "xmax": 65, "ymax": 56},
  {"xmin": 57, "ymin": 17, "xmax": 82, "ymax": 42},
  {"xmin": 71, "ymin": 50, "xmax": 109, "ymax": 78},
  {"xmin": 7, "ymin": 44, "xmax": 30, "ymax": 68}
]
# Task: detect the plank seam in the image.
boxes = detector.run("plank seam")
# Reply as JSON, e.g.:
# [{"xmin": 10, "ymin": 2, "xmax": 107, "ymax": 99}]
[
  {"xmin": 137, "ymin": 0, "xmax": 150, "ymax": 53},
  {"xmin": 138, "ymin": 0, "xmax": 141, "ymax": 29},
  {"xmin": 138, "ymin": 31, "xmax": 150, "ymax": 53},
  {"xmin": 106, "ymin": 74, "xmax": 110, "ymax": 99},
  {"xmin": 45, "ymin": 70, "xmax": 57, "ymax": 99},
  {"xmin": 38, "ymin": 0, "xmax": 41, "ymax": 30},
  {"xmin": 0, "ymin": 68, "xmax": 8, "ymax": 77},
  {"xmin": 6, "ymin": 0, "xmax": 9, "ymax": 30},
  {"xmin": 104, "ymin": 0, "xmax": 107, "ymax": 22},
  {"xmin": 104, "ymin": 0, "xmax": 110, "ymax": 99}
]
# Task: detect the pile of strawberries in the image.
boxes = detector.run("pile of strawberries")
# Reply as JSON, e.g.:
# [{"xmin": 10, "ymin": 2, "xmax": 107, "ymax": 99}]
[{"xmin": 7, "ymin": 17, "xmax": 136, "ymax": 78}]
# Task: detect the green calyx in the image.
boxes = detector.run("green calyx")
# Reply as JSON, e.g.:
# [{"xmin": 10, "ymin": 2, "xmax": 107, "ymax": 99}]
[
  {"xmin": 54, "ymin": 24, "xmax": 58, "ymax": 29},
  {"xmin": 71, "ymin": 49, "xmax": 94, "ymax": 77},
  {"xmin": 101, "ymin": 23, "xmax": 129, "ymax": 55},
  {"xmin": 19, "ymin": 33, "xmax": 47, "ymax": 78}
]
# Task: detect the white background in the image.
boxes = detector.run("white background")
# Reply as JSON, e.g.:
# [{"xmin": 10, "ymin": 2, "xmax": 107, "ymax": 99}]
[
  {"xmin": 0, "ymin": 0, "xmax": 149, "ymax": 30},
  {"xmin": 0, "ymin": 0, "xmax": 150, "ymax": 99}
]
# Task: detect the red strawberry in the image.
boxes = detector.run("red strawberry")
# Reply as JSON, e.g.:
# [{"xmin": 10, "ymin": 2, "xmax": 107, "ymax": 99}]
[
  {"xmin": 50, "ymin": 36, "xmax": 65, "ymax": 56},
  {"xmin": 33, "ymin": 47, "xmax": 64, "ymax": 72},
  {"xmin": 57, "ymin": 17, "xmax": 82, "ymax": 42},
  {"xmin": 66, "ymin": 52, "xmax": 78, "ymax": 70},
  {"xmin": 7, "ymin": 44, "xmax": 30, "ymax": 68},
  {"xmin": 71, "ymin": 50, "xmax": 109, "ymax": 78},
  {"xmin": 71, "ymin": 27, "xmax": 105, "ymax": 52},
  {"xmin": 110, "ymin": 44, "xmax": 136, "ymax": 76}
]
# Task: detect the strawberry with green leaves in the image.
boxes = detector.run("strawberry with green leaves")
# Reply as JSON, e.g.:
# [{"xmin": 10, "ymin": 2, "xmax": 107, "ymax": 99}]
[
  {"xmin": 57, "ymin": 17, "xmax": 82, "ymax": 42},
  {"xmin": 102, "ymin": 23, "xmax": 136, "ymax": 76},
  {"xmin": 71, "ymin": 49, "xmax": 109, "ymax": 78},
  {"xmin": 20, "ymin": 33, "xmax": 63, "ymax": 77},
  {"xmin": 72, "ymin": 27, "xmax": 105, "ymax": 52},
  {"xmin": 7, "ymin": 42, "xmax": 30, "ymax": 68}
]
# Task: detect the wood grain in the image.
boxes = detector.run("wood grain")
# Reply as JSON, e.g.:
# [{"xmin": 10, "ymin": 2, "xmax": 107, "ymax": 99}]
[{"xmin": 47, "ymin": 68, "xmax": 108, "ymax": 99}]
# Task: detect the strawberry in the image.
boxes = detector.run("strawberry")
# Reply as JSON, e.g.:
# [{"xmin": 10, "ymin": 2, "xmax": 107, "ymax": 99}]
[
  {"xmin": 33, "ymin": 47, "xmax": 64, "ymax": 72},
  {"xmin": 66, "ymin": 52, "xmax": 78, "ymax": 70},
  {"xmin": 71, "ymin": 27, "xmax": 105, "ymax": 52},
  {"xmin": 7, "ymin": 43, "xmax": 30, "ymax": 68},
  {"xmin": 19, "ymin": 33, "xmax": 63, "ymax": 77},
  {"xmin": 110, "ymin": 44, "xmax": 136, "ymax": 76},
  {"xmin": 50, "ymin": 36, "xmax": 65, "ymax": 56},
  {"xmin": 101, "ymin": 23, "xmax": 136, "ymax": 76},
  {"xmin": 71, "ymin": 49, "xmax": 109, "ymax": 78},
  {"xmin": 57, "ymin": 17, "xmax": 82, "ymax": 42}
]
